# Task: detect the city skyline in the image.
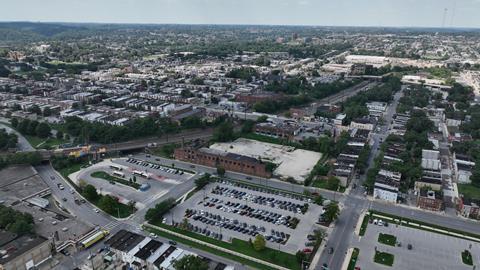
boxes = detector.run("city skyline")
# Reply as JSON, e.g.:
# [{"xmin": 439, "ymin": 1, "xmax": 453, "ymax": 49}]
[{"xmin": 1, "ymin": 0, "xmax": 480, "ymax": 28}]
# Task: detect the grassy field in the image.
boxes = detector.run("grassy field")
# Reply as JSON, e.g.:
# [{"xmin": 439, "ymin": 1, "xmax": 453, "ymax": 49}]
[
  {"xmin": 359, "ymin": 215, "xmax": 370, "ymax": 236},
  {"xmin": 90, "ymin": 195, "xmax": 134, "ymax": 218},
  {"xmin": 347, "ymin": 248, "xmax": 360, "ymax": 270},
  {"xmin": 374, "ymin": 251, "xmax": 394, "ymax": 266},
  {"xmin": 150, "ymin": 221, "xmax": 300, "ymax": 270},
  {"xmin": 378, "ymin": 233, "xmax": 397, "ymax": 246},
  {"xmin": 458, "ymin": 184, "xmax": 480, "ymax": 201},
  {"xmin": 91, "ymin": 171, "xmax": 140, "ymax": 189},
  {"xmin": 312, "ymin": 179, "xmax": 346, "ymax": 193},
  {"xmin": 462, "ymin": 250, "xmax": 473, "ymax": 265},
  {"xmin": 25, "ymin": 135, "xmax": 67, "ymax": 149}
]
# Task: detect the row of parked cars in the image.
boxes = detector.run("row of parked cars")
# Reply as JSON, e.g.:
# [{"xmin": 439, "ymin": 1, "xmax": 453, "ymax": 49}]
[
  {"xmin": 202, "ymin": 195, "xmax": 296, "ymax": 228},
  {"xmin": 185, "ymin": 209, "xmax": 290, "ymax": 244},
  {"xmin": 126, "ymin": 158, "xmax": 184, "ymax": 175},
  {"xmin": 217, "ymin": 180, "xmax": 310, "ymax": 203},
  {"xmin": 211, "ymin": 185, "xmax": 308, "ymax": 214}
]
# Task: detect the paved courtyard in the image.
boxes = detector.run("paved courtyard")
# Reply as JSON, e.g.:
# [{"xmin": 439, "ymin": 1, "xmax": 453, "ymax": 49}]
[{"xmin": 353, "ymin": 221, "xmax": 480, "ymax": 270}]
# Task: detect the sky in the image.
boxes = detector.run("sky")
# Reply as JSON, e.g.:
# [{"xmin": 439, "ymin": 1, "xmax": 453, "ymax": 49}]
[{"xmin": 1, "ymin": 0, "xmax": 479, "ymax": 28}]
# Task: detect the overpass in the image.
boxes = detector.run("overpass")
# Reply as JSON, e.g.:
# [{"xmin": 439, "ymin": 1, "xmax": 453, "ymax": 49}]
[{"xmin": 36, "ymin": 128, "xmax": 214, "ymax": 160}]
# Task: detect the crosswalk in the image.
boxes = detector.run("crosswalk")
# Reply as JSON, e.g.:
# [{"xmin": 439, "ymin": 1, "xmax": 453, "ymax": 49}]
[{"xmin": 103, "ymin": 220, "xmax": 122, "ymax": 231}]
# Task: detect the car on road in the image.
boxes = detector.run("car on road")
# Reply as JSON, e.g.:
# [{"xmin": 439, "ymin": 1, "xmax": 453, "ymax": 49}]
[
  {"xmin": 322, "ymin": 263, "xmax": 329, "ymax": 270},
  {"xmin": 169, "ymin": 240, "xmax": 177, "ymax": 245},
  {"xmin": 328, "ymin": 247, "xmax": 334, "ymax": 254},
  {"xmin": 62, "ymin": 197, "xmax": 67, "ymax": 202},
  {"xmin": 93, "ymin": 208, "xmax": 100, "ymax": 213},
  {"xmin": 50, "ymin": 176, "xmax": 55, "ymax": 180}
]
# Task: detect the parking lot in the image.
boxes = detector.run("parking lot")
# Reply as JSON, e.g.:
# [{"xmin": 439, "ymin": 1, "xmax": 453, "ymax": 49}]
[
  {"xmin": 75, "ymin": 157, "xmax": 194, "ymax": 209},
  {"xmin": 167, "ymin": 179, "xmax": 324, "ymax": 253},
  {"xmin": 354, "ymin": 219, "xmax": 480, "ymax": 270}
]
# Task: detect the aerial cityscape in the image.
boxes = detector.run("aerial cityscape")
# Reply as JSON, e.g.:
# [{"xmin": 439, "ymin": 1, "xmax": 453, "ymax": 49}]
[{"xmin": 1, "ymin": 1, "xmax": 480, "ymax": 270}]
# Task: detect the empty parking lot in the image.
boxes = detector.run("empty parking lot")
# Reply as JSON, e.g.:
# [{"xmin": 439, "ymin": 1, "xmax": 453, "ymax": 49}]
[{"xmin": 354, "ymin": 219, "xmax": 480, "ymax": 270}]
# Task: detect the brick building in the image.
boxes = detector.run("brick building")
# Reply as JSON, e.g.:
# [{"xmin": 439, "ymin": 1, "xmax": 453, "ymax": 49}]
[
  {"xmin": 417, "ymin": 189, "xmax": 443, "ymax": 212},
  {"xmin": 174, "ymin": 147, "xmax": 271, "ymax": 178},
  {"xmin": 254, "ymin": 122, "xmax": 300, "ymax": 141}
]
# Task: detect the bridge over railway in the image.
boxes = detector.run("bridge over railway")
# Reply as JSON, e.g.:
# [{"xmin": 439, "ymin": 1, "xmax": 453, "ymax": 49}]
[{"xmin": 33, "ymin": 128, "xmax": 214, "ymax": 160}]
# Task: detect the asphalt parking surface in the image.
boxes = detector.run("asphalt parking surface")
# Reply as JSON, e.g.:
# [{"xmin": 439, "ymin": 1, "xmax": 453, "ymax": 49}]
[
  {"xmin": 168, "ymin": 179, "xmax": 324, "ymax": 253},
  {"xmin": 354, "ymin": 219, "xmax": 480, "ymax": 270}
]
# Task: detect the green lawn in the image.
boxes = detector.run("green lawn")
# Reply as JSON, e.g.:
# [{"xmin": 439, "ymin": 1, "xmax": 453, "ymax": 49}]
[
  {"xmin": 312, "ymin": 179, "xmax": 346, "ymax": 193},
  {"xmin": 90, "ymin": 195, "xmax": 134, "ymax": 218},
  {"xmin": 25, "ymin": 135, "xmax": 68, "ymax": 149},
  {"xmin": 150, "ymin": 143, "xmax": 179, "ymax": 159},
  {"xmin": 90, "ymin": 171, "xmax": 140, "ymax": 189},
  {"xmin": 359, "ymin": 215, "xmax": 370, "ymax": 236},
  {"xmin": 378, "ymin": 233, "xmax": 397, "ymax": 246},
  {"xmin": 462, "ymin": 250, "xmax": 473, "ymax": 265},
  {"xmin": 374, "ymin": 251, "xmax": 394, "ymax": 266},
  {"xmin": 150, "ymin": 221, "xmax": 300, "ymax": 270},
  {"xmin": 57, "ymin": 161, "xmax": 89, "ymax": 180},
  {"xmin": 347, "ymin": 248, "xmax": 360, "ymax": 270},
  {"xmin": 458, "ymin": 184, "xmax": 480, "ymax": 201}
]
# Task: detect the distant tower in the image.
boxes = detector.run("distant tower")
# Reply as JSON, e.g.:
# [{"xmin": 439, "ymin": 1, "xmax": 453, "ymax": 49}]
[
  {"xmin": 450, "ymin": 0, "xmax": 457, "ymax": 27},
  {"xmin": 441, "ymin": 8, "xmax": 448, "ymax": 28}
]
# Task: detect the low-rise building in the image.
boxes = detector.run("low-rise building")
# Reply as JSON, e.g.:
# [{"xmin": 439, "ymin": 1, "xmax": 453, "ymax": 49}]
[
  {"xmin": 174, "ymin": 147, "xmax": 271, "ymax": 178},
  {"xmin": 0, "ymin": 231, "xmax": 52, "ymax": 270}
]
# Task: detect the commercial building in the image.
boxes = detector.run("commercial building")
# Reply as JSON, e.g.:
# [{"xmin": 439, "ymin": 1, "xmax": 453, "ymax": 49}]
[{"xmin": 174, "ymin": 147, "xmax": 271, "ymax": 178}]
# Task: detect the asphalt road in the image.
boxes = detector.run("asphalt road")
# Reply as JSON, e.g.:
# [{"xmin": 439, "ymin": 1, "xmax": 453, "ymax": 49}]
[
  {"xmin": 35, "ymin": 164, "xmax": 114, "ymax": 228},
  {"xmin": 315, "ymin": 87, "xmax": 404, "ymax": 270},
  {"xmin": 0, "ymin": 121, "xmax": 35, "ymax": 151}
]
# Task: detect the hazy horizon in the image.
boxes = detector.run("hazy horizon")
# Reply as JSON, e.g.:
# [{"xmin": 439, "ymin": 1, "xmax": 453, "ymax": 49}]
[{"xmin": 1, "ymin": 0, "xmax": 479, "ymax": 28}]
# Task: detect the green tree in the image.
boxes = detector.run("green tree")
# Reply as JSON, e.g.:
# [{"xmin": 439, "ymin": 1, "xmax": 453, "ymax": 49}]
[
  {"xmin": 194, "ymin": 173, "xmax": 211, "ymax": 189},
  {"xmin": 10, "ymin": 118, "xmax": 18, "ymax": 128},
  {"xmin": 172, "ymin": 254, "xmax": 209, "ymax": 270},
  {"xmin": 216, "ymin": 166, "xmax": 225, "ymax": 176},
  {"xmin": 252, "ymin": 234, "xmax": 266, "ymax": 251},
  {"xmin": 82, "ymin": 184, "xmax": 99, "ymax": 201},
  {"xmin": 213, "ymin": 121, "xmax": 235, "ymax": 142},
  {"xmin": 35, "ymin": 122, "xmax": 51, "ymax": 138},
  {"xmin": 98, "ymin": 195, "xmax": 118, "ymax": 215},
  {"xmin": 56, "ymin": 130, "xmax": 64, "ymax": 140},
  {"xmin": 296, "ymin": 250, "xmax": 307, "ymax": 264},
  {"xmin": 323, "ymin": 202, "xmax": 340, "ymax": 222},
  {"xmin": 145, "ymin": 198, "xmax": 175, "ymax": 222}
]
